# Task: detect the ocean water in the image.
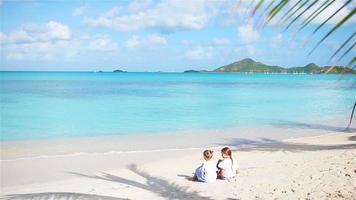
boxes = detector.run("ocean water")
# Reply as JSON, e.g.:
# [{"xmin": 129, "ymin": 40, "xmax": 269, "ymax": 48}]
[{"xmin": 0, "ymin": 72, "xmax": 355, "ymax": 141}]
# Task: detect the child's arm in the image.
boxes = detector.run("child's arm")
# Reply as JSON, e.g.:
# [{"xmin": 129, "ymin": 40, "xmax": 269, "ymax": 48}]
[{"xmin": 201, "ymin": 164, "xmax": 206, "ymax": 177}]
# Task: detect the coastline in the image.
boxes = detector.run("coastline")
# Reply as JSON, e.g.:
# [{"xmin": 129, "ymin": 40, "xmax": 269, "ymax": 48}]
[
  {"xmin": 1, "ymin": 116, "xmax": 355, "ymax": 199},
  {"xmin": 2, "ymin": 115, "xmax": 353, "ymax": 160},
  {"xmin": 1, "ymin": 130, "xmax": 355, "ymax": 199}
]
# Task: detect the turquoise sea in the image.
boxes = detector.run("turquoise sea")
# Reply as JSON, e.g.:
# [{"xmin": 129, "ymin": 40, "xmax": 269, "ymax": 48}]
[{"xmin": 0, "ymin": 72, "xmax": 355, "ymax": 141}]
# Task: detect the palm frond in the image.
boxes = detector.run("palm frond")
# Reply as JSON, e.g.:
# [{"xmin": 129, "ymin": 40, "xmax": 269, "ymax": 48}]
[
  {"xmin": 246, "ymin": 0, "xmax": 256, "ymax": 16},
  {"xmin": 300, "ymin": 0, "xmax": 331, "ymax": 26},
  {"xmin": 257, "ymin": 0, "xmax": 276, "ymax": 28},
  {"xmin": 298, "ymin": 0, "xmax": 336, "ymax": 33},
  {"xmin": 258, "ymin": 0, "xmax": 276, "ymax": 19},
  {"xmin": 309, "ymin": 8, "xmax": 356, "ymax": 55},
  {"xmin": 277, "ymin": 0, "xmax": 303, "ymax": 25},
  {"xmin": 337, "ymin": 41, "xmax": 356, "ymax": 62},
  {"xmin": 312, "ymin": 0, "xmax": 353, "ymax": 34},
  {"xmin": 264, "ymin": 0, "xmax": 290, "ymax": 27},
  {"xmin": 347, "ymin": 57, "xmax": 356, "ymax": 69},
  {"xmin": 329, "ymin": 32, "xmax": 356, "ymax": 62},
  {"xmin": 279, "ymin": 0, "xmax": 309, "ymax": 26},
  {"xmin": 284, "ymin": 0, "xmax": 319, "ymax": 31},
  {"xmin": 251, "ymin": 0, "xmax": 265, "ymax": 17}
]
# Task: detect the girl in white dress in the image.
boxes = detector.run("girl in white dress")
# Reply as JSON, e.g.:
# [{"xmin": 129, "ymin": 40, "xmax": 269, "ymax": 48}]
[{"xmin": 217, "ymin": 147, "xmax": 238, "ymax": 179}]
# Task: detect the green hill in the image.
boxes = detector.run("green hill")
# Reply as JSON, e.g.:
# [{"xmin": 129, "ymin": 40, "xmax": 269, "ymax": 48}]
[
  {"xmin": 214, "ymin": 58, "xmax": 286, "ymax": 73},
  {"xmin": 212, "ymin": 59, "xmax": 355, "ymax": 74},
  {"xmin": 288, "ymin": 63, "xmax": 321, "ymax": 73},
  {"xmin": 321, "ymin": 66, "xmax": 356, "ymax": 74}
]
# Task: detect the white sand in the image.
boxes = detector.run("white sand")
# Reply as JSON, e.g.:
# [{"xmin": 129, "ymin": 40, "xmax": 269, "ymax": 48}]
[{"xmin": 1, "ymin": 126, "xmax": 356, "ymax": 199}]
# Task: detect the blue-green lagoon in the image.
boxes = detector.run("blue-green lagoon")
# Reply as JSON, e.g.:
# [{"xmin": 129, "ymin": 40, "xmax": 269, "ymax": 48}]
[{"xmin": 1, "ymin": 72, "xmax": 355, "ymax": 141}]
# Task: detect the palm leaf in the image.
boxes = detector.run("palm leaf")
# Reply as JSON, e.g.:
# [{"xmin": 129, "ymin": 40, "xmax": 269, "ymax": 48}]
[
  {"xmin": 258, "ymin": 0, "xmax": 276, "ymax": 19},
  {"xmin": 329, "ymin": 32, "xmax": 355, "ymax": 62},
  {"xmin": 337, "ymin": 41, "xmax": 356, "ymax": 62},
  {"xmin": 276, "ymin": 0, "xmax": 303, "ymax": 25},
  {"xmin": 280, "ymin": 0, "xmax": 309, "ymax": 26},
  {"xmin": 251, "ymin": 0, "xmax": 265, "ymax": 17},
  {"xmin": 264, "ymin": 0, "xmax": 290, "ymax": 27},
  {"xmin": 300, "ymin": 0, "xmax": 331, "ymax": 26},
  {"xmin": 284, "ymin": 0, "xmax": 319, "ymax": 31},
  {"xmin": 246, "ymin": 0, "xmax": 256, "ymax": 16},
  {"xmin": 257, "ymin": 0, "xmax": 276, "ymax": 28},
  {"xmin": 347, "ymin": 57, "xmax": 356, "ymax": 69},
  {"xmin": 312, "ymin": 0, "xmax": 353, "ymax": 34},
  {"xmin": 298, "ymin": 0, "xmax": 335, "ymax": 33},
  {"xmin": 309, "ymin": 8, "xmax": 356, "ymax": 55}
]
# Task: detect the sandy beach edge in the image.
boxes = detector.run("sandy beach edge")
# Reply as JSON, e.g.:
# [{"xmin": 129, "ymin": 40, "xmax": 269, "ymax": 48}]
[{"xmin": 1, "ymin": 129, "xmax": 355, "ymax": 200}]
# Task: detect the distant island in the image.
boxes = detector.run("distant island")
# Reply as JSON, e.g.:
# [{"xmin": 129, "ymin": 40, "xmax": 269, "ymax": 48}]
[
  {"xmin": 183, "ymin": 70, "xmax": 200, "ymax": 73},
  {"xmin": 183, "ymin": 70, "xmax": 210, "ymax": 73},
  {"xmin": 184, "ymin": 58, "xmax": 356, "ymax": 74},
  {"xmin": 113, "ymin": 69, "xmax": 127, "ymax": 73}
]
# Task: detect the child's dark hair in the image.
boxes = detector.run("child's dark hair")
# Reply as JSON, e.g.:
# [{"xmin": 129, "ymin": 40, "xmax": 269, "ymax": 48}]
[
  {"xmin": 203, "ymin": 150, "xmax": 213, "ymax": 160},
  {"xmin": 221, "ymin": 147, "xmax": 233, "ymax": 170},
  {"xmin": 221, "ymin": 147, "xmax": 232, "ymax": 158}
]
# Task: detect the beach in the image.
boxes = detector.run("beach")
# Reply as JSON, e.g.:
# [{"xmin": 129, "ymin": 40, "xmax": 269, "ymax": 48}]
[
  {"xmin": 1, "ymin": 124, "xmax": 355, "ymax": 200},
  {"xmin": 1, "ymin": 72, "xmax": 355, "ymax": 199},
  {"xmin": 2, "ymin": 0, "xmax": 356, "ymax": 199}
]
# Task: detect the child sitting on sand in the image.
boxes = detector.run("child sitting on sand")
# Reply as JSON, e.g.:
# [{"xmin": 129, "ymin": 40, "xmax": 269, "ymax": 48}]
[
  {"xmin": 192, "ymin": 150, "xmax": 217, "ymax": 183},
  {"xmin": 217, "ymin": 147, "xmax": 238, "ymax": 180}
]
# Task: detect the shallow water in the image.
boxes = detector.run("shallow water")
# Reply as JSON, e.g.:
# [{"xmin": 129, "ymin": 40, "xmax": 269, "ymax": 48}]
[{"xmin": 1, "ymin": 72, "xmax": 355, "ymax": 141}]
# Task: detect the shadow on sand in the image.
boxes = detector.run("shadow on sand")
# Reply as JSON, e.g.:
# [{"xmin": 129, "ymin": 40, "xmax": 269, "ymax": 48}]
[
  {"xmin": 216, "ymin": 137, "xmax": 356, "ymax": 153},
  {"xmin": 1, "ymin": 192, "xmax": 128, "ymax": 200},
  {"xmin": 271, "ymin": 120, "xmax": 355, "ymax": 133},
  {"xmin": 2, "ymin": 164, "xmax": 211, "ymax": 199},
  {"xmin": 349, "ymin": 134, "xmax": 356, "ymax": 141},
  {"xmin": 67, "ymin": 164, "xmax": 211, "ymax": 200}
]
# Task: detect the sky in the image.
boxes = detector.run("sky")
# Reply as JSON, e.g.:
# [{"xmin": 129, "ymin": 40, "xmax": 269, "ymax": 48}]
[{"xmin": 0, "ymin": 0, "xmax": 355, "ymax": 72}]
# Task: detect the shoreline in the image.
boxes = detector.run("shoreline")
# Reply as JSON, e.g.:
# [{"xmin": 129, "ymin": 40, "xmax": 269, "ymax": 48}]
[
  {"xmin": 2, "ymin": 116, "xmax": 354, "ymax": 161},
  {"xmin": 1, "ymin": 116, "xmax": 355, "ymax": 188},
  {"xmin": 2, "ymin": 129, "xmax": 353, "ymax": 162},
  {"xmin": 1, "ymin": 131, "xmax": 355, "ymax": 199}
]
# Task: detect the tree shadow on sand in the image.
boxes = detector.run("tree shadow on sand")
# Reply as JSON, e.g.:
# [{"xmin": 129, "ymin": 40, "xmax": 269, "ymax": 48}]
[
  {"xmin": 67, "ymin": 164, "xmax": 212, "ymax": 200},
  {"xmin": 271, "ymin": 121, "xmax": 355, "ymax": 133},
  {"xmin": 1, "ymin": 192, "xmax": 128, "ymax": 200},
  {"xmin": 349, "ymin": 134, "xmax": 356, "ymax": 141},
  {"xmin": 216, "ymin": 137, "xmax": 356, "ymax": 153}
]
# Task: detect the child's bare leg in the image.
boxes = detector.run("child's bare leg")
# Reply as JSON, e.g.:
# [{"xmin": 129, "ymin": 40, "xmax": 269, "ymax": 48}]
[
  {"xmin": 217, "ymin": 169, "xmax": 226, "ymax": 179},
  {"xmin": 191, "ymin": 173, "xmax": 197, "ymax": 181}
]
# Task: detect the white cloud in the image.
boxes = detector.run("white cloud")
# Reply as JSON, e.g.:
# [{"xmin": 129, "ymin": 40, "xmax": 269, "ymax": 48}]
[
  {"xmin": 89, "ymin": 36, "xmax": 118, "ymax": 51},
  {"xmin": 0, "ymin": 21, "xmax": 71, "ymax": 44},
  {"xmin": 2, "ymin": 34, "xmax": 120, "ymax": 61},
  {"xmin": 3, "ymin": 40, "xmax": 78, "ymax": 61},
  {"xmin": 301, "ymin": 0, "xmax": 356, "ymax": 25},
  {"xmin": 1, "ymin": 21, "xmax": 119, "ymax": 61},
  {"xmin": 185, "ymin": 46, "xmax": 214, "ymax": 60},
  {"xmin": 127, "ymin": 0, "xmax": 153, "ymax": 13},
  {"xmin": 269, "ymin": 0, "xmax": 356, "ymax": 26},
  {"xmin": 73, "ymin": 4, "xmax": 88, "ymax": 16},
  {"xmin": 124, "ymin": 35, "xmax": 167, "ymax": 49},
  {"xmin": 84, "ymin": 0, "xmax": 209, "ymax": 32},
  {"xmin": 237, "ymin": 23, "xmax": 260, "ymax": 44},
  {"xmin": 47, "ymin": 21, "xmax": 71, "ymax": 40}
]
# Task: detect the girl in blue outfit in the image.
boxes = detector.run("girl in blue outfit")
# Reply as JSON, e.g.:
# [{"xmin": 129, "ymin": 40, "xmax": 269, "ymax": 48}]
[{"xmin": 192, "ymin": 150, "xmax": 217, "ymax": 183}]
